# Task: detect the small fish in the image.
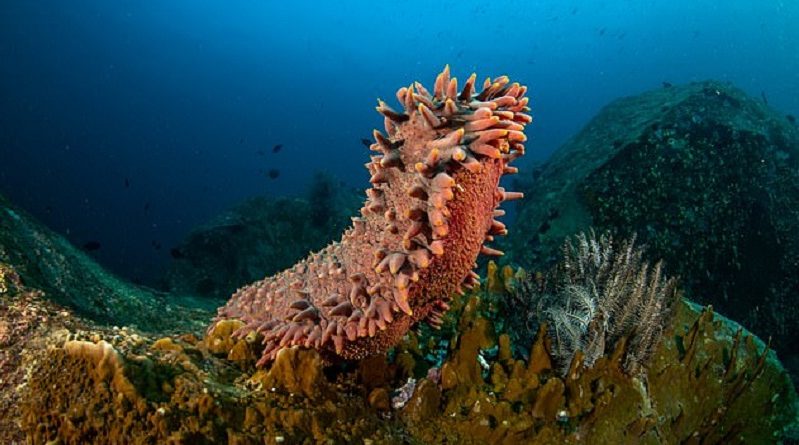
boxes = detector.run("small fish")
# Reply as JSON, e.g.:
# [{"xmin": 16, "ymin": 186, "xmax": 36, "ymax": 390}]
[
  {"xmin": 272, "ymin": 144, "xmax": 283, "ymax": 153},
  {"xmin": 144, "ymin": 202, "xmax": 150, "ymax": 213},
  {"xmin": 151, "ymin": 240, "xmax": 162, "ymax": 251},
  {"xmin": 256, "ymin": 149, "xmax": 265, "ymax": 156},
  {"xmin": 82, "ymin": 241, "xmax": 101, "ymax": 251},
  {"xmin": 360, "ymin": 138, "xmax": 371, "ymax": 148},
  {"xmin": 662, "ymin": 81, "xmax": 673, "ymax": 89},
  {"xmin": 787, "ymin": 114, "xmax": 796, "ymax": 125},
  {"xmin": 239, "ymin": 137, "xmax": 245, "ymax": 145},
  {"xmin": 170, "ymin": 247, "xmax": 185, "ymax": 259},
  {"xmin": 124, "ymin": 177, "xmax": 130, "ymax": 188},
  {"xmin": 598, "ymin": 27, "xmax": 606, "ymax": 36},
  {"xmin": 761, "ymin": 91, "xmax": 769, "ymax": 105},
  {"xmin": 267, "ymin": 169, "xmax": 280, "ymax": 179}
]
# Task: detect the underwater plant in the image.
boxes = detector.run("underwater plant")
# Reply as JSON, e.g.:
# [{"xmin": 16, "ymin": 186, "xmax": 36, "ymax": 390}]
[
  {"xmin": 520, "ymin": 231, "xmax": 680, "ymax": 375},
  {"xmin": 210, "ymin": 65, "xmax": 531, "ymax": 366}
]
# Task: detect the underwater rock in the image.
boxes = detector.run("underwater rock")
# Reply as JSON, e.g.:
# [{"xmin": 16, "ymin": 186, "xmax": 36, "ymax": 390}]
[
  {"xmin": 14, "ymin": 263, "xmax": 798, "ymax": 444},
  {"xmin": 402, "ymin": 266, "xmax": 798, "ymax": 443},
  {"xmin": 18, "ymin": 302, "xmax": 396, "ymax": 444},
  {"xmin": 0, "ymin": 263, "xmax": 89, "ymax": 444},
  {"xmin": 504, "ymin": 80, "xmax": 799, "ymax": 372},
  {"xmin": 165, "ymin": 173, "xmax": 361, "ymax": 301},
  {"xmin": 0, "ymin": 193, "xmax": 212, "ymax": 333},
  {"xmin": 211, "ymin": 65, "xmax": 530, "ymax": 365}
]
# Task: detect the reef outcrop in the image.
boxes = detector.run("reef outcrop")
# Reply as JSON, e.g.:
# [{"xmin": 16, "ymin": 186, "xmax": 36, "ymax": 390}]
[
  {"xmin": 15, "ymin": 263, "xmax": 798, "ymax": 444},
  {"xmin": 165, "ymin": 173, "xmax": 361, "ymax": 301},
  {"xmin": 0, "ymin": 193, "xmax": 212, "ymax": 333},
  {"xmin": 503, "ymin": 80, "xmax": 799, "ymax": 379},
  {"xmin": 211, "ymin": 65, "xmax": 531, "ymax": 365}
]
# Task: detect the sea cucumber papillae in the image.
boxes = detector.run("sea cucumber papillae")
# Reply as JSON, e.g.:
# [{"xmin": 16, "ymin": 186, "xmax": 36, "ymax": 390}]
[{"xmin": 210, "ymin": 65, "xmax": 530, "ymax": 366}]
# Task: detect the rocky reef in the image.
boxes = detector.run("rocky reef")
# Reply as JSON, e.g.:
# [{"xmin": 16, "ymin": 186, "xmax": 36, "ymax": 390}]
[
  {"xmin": 165, "ymin": 172, "xmax": 362, "ymax": 301},
  {"xmin": 10, "ymin": 262, "xmax": 798, "ymax": 444},
  {"xmin": 503, "ymin": 81, "xmax": 799, "ymax": 377},
  {"xmin": 0, "ymin": 193, "xmax": 213, "ymax": 334}
]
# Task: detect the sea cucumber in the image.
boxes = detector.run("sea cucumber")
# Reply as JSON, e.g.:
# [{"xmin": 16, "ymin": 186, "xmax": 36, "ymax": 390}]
[{"xmin": 210, "ymin": 65, "xmax": 530, "ymax": 366}]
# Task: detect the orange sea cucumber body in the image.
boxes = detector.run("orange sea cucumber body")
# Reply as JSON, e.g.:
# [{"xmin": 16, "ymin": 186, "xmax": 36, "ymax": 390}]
[{"xmin": 211, "ymin": 66, "xmax": 530, "ymax": 366}]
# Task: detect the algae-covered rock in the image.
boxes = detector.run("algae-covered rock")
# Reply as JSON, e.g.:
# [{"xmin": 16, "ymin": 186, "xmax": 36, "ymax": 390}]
[
  {"xmin": 165, "ymin": 173, "xmax": 361, "ymax": 301},
  {"xmin": 400, "ymin": 266, "xmax": 799, "ymax": 444},
  {"xmin": 254, "ymin": 347, "xmax": 332, "ymax": 399},
  {"xmin": 401, "ymin": 378, "xmax": 441, "ymax": 425},
  {"xmin": 504, "ymin": 81, "xmax": 799, "ymax": 364},
  {"xmin": 19, "ymin": 311, "xmax": 396, "ymax": 444},
  {"xmin": 15, "ymin": 264, "xmax": 797, "ymax": 444},
  {"xmin": 0, "ymin": 193, "xmax": 214, "ymax": 333},
  {"xmin": 368, "ymin": 387, "xmax": 391, "ymax": 411},
  {"xmin": 0, "ymin": 263, "xmax": 86, "ymax": 444},
  {"xmin": 2, "ymin": 155, "xmax": 796, "ymax": 443}
]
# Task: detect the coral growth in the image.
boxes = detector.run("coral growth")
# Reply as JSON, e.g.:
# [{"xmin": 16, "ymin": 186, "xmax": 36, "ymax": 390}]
[
  {"xmin": 0, "ymin": 262, "xmax": 86, "ymax": 444},
  {"xmin": 406, "ymin": 270, "xmax": 796, "ymax": 444},
  {"xmin": 16, "ymin": 264, "xmax": 798, "ymax": 444},
  {"xmin": 211, "ymin": 65, "xmax": 531, "ymax": 365}
]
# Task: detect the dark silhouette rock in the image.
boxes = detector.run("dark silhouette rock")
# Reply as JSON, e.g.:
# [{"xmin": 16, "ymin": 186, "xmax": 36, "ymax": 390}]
[
  {"xmin": 505, "ymin": 80, "xmax": 799, "ymax": 366},
  {"xmin": 164, "ymin": 173, "xmax": 361, "ymax": 301}
]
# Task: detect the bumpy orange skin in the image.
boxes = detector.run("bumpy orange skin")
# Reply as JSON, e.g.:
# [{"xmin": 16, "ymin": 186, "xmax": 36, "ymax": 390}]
[{"xmin": 210, "ymin": 66, "xmax": 530, "ymax": 366}]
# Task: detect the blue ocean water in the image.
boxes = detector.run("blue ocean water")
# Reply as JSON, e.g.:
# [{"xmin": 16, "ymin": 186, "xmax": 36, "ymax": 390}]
[{"xmin": 0, "ymin": 1, "xmax": 797, "ymax": 286}]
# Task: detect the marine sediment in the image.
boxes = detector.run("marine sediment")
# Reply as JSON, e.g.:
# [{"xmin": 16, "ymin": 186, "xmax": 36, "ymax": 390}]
[{"xmin": 211, "ymin": 65, "xmax": 531, "ymax": 365}]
